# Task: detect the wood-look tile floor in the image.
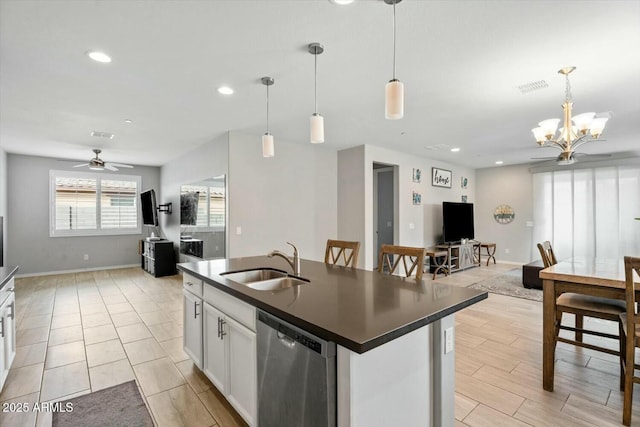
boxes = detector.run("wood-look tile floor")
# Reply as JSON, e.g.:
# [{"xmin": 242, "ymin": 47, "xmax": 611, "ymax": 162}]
[
  {"xmin": 1, "ymin": 264, "xmax": 639, "ymax": 426},
  {"xmin": 0, "ymin": 268, "xmax": 247, "ymax": 427}
]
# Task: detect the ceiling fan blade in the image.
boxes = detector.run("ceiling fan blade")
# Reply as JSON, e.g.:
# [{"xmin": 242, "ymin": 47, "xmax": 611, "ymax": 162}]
[
  {"xmin": 104, "ymin": 164, "xmax": 119, "ymax": 171},
  {"xmin": 530, "ymin": 157, "xmax": 557, "ymax": 160},
  {"xmin": 73, "ymin": 163, "xmax": 89, "ymax": 168},
  {"xmin": 107, "ymin": 162, "xmax": 133, "ymax": 168}
]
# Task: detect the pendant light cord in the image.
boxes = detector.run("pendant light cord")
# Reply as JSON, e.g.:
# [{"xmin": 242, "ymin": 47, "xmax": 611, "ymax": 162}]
[
  {"xmin": 314, "ymin": 49, "xmax": 318, "ymax": 113},
  {"xmin": 266, "ymin": 83, "xmax": 270, "ymax": 134},
  {"xmin": 392, "ymin": 0, "xmax": 397, "ymax": 80}
]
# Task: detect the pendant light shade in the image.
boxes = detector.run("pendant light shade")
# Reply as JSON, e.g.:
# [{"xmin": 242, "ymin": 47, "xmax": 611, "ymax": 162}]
[
  {"xmin": 310, "ymin": 113, "xmax": 324, "ymax": 144},
  {"xmin": 261, "ymin": 76, "xmax": 275, "ymax": 157},
  {"xmin": 262, "ymin": 133, "xmax": 274, "ymax": 157},
  {"xmin": 384, "ymin": 0, "xmax": 403, "ymax": 120},
  {"xmin": 308, "ymin": 43, "xmax": 325, "ymax": 143},
  {"xmin": 385, "ymin": 79, "xmax": 404, "ymax": 120}
]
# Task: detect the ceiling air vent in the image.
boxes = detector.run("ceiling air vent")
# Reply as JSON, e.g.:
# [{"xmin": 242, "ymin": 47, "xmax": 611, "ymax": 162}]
[
  {"xmin": 90, "ymin": 131, "xmax": 115, "ymax": 139},
  {"xmin": 516, "ymin": 80, "xmax": 548, "ymax": 94}
]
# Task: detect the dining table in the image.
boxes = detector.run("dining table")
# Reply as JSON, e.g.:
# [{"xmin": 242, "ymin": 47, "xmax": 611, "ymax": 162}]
[{"xmin": 540, "ymin": 257, "xmax": 637, "ymax": 392}]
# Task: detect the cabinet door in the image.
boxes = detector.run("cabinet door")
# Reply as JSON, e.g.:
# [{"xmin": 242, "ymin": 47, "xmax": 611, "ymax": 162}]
[
  {"xmin": 203, "ymin": 302, "xmax": 227, "ymax": 392},
  {"xmin": 4, "ymin": 292, "xmax": 16, "ymax": 369},
  {"xmin": 183, "ymin": 290, "xmax": 203, "ymax": 369},
  {"xmin": 0, "ymin": 305, "xmax": 7, "ymax": 391},
  {"xmin": 226, "ymin": 316, "xmax": 257, "ymax": 426}
]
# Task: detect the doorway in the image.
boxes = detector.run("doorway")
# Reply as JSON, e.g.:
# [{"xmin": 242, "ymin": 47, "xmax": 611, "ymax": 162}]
[{"xmin": 373, "ymin": 163, "xmax": 397, "ymax": 268}]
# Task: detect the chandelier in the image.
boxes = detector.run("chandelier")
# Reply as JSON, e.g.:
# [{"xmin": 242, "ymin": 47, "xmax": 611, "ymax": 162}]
[{"xmin": 531, "ymin": 67, "xmax": 609, "ymax": 165}]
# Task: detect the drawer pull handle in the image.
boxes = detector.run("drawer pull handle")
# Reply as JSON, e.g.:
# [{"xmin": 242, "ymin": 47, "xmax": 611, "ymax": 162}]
[
  {"xmin": 194, "ymin": 301, "xmax": 200, "ymax": 319},
  {"xmin": 220, "ymin": 319, "xmax": 227, "ymax": 339},
  {"xmin": 217, "ymin": 317, "xmax": 221, "ymax": 338},
  {"xmin": 0, "ymin": 318, "xmax": 4, "ymax": 338}
]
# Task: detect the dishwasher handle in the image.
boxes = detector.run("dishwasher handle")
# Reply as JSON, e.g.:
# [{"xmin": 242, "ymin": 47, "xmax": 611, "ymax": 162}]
[{"xmin": 277, "ymin": 331, "xmax": 296, "ymax": 348}]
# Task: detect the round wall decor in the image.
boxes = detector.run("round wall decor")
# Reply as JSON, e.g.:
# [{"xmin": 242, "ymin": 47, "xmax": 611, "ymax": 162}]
[{"xmin": 494, "ymin": 204, "xmax": 515, "ymax": 224}]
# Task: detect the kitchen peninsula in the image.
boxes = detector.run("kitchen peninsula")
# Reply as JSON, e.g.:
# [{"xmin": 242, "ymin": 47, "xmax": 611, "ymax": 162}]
[{"xmin": 178, "ymin": 256, "xmax": 487, "ymax": 427}]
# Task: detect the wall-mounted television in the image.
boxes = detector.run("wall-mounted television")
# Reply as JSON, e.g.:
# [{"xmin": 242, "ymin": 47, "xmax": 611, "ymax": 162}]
[
  {"xmin": 140, "ymin": 189, "xmax": 159, "ymax": 226},
  {"xmin": 442, "ymin": 201, "xmax": 474, "ymax": 244},
  {"xmin": 180, "ymin": 192, "xmax": 199, "ymax": 225}
]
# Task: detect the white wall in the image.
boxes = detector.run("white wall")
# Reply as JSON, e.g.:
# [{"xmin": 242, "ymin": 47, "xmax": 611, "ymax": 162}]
[
  {"xmin": 7, "ymin": 153, "xmax": 161, "ymax": 275},
  {"xmin": 228, "ymin": 131, "xmax": 337, "ymax": 262},
  {"xmin": 0, "ymin": 148, "xmax": 7, "ymax": 265},
  {"xmin": 160, "ymin": 133, "xmax": 229, "ymax": 259},
  {"xmin": 475, "ymin": 164, "xmax": 534, "ymax": 263},
  {"xmin": 338, "ymin": 145, "xmax": 476, "ymax": 270}
]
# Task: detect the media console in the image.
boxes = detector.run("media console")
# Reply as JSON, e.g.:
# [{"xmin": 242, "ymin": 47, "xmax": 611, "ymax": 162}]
[
  {"xmin": 141, "ymin": 239, "xmax": 176, "ymax": 277},
  {"xmin": 432, "ymin": 242, "xmax": 481, "ymax": 274}
]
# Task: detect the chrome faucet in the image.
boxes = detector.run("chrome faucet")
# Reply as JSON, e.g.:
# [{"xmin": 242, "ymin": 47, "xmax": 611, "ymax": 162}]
[{"xmin": 267, "ymin": 242, "xmax": 300, "ymax": 276}]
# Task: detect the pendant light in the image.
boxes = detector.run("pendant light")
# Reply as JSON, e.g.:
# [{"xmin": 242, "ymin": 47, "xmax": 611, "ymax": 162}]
[
  {"xmin": 261, "ymin": 77, "xmax": 275, "ymax": 157},
  {"xmin": 308, "ymin": 43, "xmax": 325, "ymax": 144},
  {"xmin": 384, "ymin": 0, "xmax": 404, "ymax": 120}
]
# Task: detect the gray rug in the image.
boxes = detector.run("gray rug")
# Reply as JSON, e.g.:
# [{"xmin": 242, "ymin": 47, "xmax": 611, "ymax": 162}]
[
  {"xmin": 52, "ymin": 380, "xmax": 154, "ymax": 427},
  {"xmin": 468, "ymin": 268, "xmax": 542, "ymax": 302}
]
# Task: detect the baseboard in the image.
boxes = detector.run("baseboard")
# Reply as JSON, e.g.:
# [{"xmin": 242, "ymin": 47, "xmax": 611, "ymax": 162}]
[
  {"xmin": 14, "ymin": 263, "xmax": 140, "ymax": 278},
  {"xmin": 495, "ymin": 260, "xmax": 526, "ymax": 266}
]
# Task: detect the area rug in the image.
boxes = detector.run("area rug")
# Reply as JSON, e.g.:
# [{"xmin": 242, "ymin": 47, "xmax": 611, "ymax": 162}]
[
  {"xmin": 52, "ymin": 380, "xmax": 154, "ymax": 427},
  {"xmin": 468, "ymin": 268, "xmax": 542, "ymax": 302}
]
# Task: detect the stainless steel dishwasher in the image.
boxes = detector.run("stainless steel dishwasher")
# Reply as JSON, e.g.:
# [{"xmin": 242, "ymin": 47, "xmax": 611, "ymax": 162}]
[{"xmin": 257, "ymin": 310, "xmax": 336, "ymax": 427}]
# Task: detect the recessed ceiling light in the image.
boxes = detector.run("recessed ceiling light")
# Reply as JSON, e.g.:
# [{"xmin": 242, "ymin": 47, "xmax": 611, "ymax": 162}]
[
  {"xmin": 124, "ymin": 119, "xmax": 133, "ymax": 124},
  {"xmin": 495, "ymin": 160, "xmax": 504, "ymax": 165},
  {"xmin": 217, "ymin": 86, "xmax": 234, "ymax": 95},
  {"xmin": 450, "ymin": 148, "xmax": 460, "ymax": 152},
  {"xmin": 329, "ymin": 0, "xmax": 355, "ymax": 5},
  {"xmin": 86, "ymin": 51, "xmax": 112, "ymax": 63}
]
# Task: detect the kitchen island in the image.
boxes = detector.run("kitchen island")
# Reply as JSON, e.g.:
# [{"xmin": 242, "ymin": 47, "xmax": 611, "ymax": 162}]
[{"xmin": 178, "ymin": 256, "xmax": 486, "ymax": 427}]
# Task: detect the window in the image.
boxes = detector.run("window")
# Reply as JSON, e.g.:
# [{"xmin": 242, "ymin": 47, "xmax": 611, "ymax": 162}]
[
  {"xmin": 532, "ymin": 165, "xmax": 640, "ymax": 260},
  {"xmin": 50, "ymin": 170, "xmax": 142, "ymax": 237},
  {"xmin": 181, "ymin": 183, "xmax": 226, "ymax": 230}
]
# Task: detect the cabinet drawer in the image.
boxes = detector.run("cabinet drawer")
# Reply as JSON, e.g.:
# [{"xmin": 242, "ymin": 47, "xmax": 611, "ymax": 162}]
[
  {"xmin": 183, "ymin": 273, "xmax": 203, "ymax": 298},
  {"xmin": 204, "ymin": 284, "xmax": 256, "ymax": 332}
]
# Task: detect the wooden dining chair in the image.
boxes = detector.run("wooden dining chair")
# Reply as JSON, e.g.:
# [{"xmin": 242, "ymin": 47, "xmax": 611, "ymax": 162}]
[
  {"xmin": 324, "ymin": 239, "xmax": 360, "ymax": 268},
  {"xmin": 377, "ymin": 244, "xmax": 426, "ymax": 280},
  {"xmin": 620, "ymin": 256, "xmax": 640, "ymax": 426},
  {"xmin": 537, "ymin": 241, "xmax": 626, "ymax": 383}
]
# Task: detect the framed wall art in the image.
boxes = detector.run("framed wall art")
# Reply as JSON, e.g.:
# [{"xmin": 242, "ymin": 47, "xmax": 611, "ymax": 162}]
[
  {"xmin": 461, "ymin": 176, "xmax": 468, "ymax": 189},
  {"xmin": 412, "ymin": 168, "xmax": 422, "ymax": 183},
  {"xmin": 412, "ymin": 192, "xmax": 422, "ymax": 205},
  {"xmin": 432, "ymin": 167, "xmax": 452, "ymax": 188}
]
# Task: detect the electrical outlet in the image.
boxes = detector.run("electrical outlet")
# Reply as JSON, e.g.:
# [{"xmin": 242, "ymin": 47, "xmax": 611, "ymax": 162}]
[
  {"xmin": 236, "ymin": 226, "xmax": 242, "ymax": 235},
  {"xmin": 83, "ymin": 254, "xmax": 89, "ymax": 261},
  {"xmin": 505, "ymin": 248, "xmax": 510, "ymax": 254},
  {"xmin": 409, "ymin": 223, "xmax": 415, "ymax": 229},
  {"xmin": 444, "ymin": 327, "xmax": 454, "ymax": 354}
]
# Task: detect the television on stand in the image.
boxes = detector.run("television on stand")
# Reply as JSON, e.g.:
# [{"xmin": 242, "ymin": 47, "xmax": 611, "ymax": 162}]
[
  {"xmin": 140, "ymin": 189, "xmax": 159, "ymax": 227},
  {"xmin": 442, "ymin": 201, "xmax": 474, "ymax": 244}
]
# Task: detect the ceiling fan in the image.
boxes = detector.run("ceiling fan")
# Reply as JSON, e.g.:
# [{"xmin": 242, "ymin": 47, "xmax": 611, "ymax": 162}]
[{"xmin": 73, "ymin": 149, "xmax": 133, "ymax": 171}]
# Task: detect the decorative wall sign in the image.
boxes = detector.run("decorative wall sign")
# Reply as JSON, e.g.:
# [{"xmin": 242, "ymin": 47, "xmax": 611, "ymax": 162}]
[
  {"xmin": 432, "ymin": 167, "xmax": 452, "ymax": 188},
  {"xmin": 461, "ymin": 176, "xmax": 468, "ymax": 189},
  {"xmin": 461, "ymin": 195, "xmax": 467, "ymax": 203},
  {"xmin": 412, "ymin": 192, "xmax": 422, "ymax": 205},
  {"xmin": 494, "ymin": 204, "xmax": 515, "ymax": 224},
  {"xmin": 412, "ymin": 168, "xmax": 422, "ymax": 183}
]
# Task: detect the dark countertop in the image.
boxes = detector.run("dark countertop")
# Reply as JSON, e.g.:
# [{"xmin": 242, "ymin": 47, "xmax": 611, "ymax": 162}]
[
  {"xmin": 178, "ymin": 256, "xmax": 487, "ymax": 354},
  {"xmin": 0, "ymin": 266, "xmax": 19, "ymax": 291}
]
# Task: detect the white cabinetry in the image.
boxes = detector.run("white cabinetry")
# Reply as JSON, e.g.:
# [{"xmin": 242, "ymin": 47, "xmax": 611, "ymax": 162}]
[
  {"xmin": 202, "ymin": 285, "xmax": 256, "ymax": 426},
  {"xmin": 0, "ymin": 279, "xmax": 16, "ymax": 391},
  {"xmin": 183, "ymin": 274, "xmax": 203, "ymax": 369}
]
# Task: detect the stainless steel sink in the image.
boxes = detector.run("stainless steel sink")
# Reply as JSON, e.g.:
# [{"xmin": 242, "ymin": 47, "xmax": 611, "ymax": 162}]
[
  {"xmin": 221, "ymin": 268, "xmax": 287, "ymax": 283},
  {"xmin": 246, "ymin": 277, "xmax": 308, "ymax": 291},
  {"xmin": 220, "ymin": 268, "xmax": 308, "ymax": 291}
]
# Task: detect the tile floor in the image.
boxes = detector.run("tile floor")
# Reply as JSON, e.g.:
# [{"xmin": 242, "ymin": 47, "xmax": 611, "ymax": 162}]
[
  {"xmin": 0, "ymin": 268, "xmax": 246, "ymax": 427},
  {"xmin": 3, "ymin": 263, "xmax": 639, "ymax": 426}
]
